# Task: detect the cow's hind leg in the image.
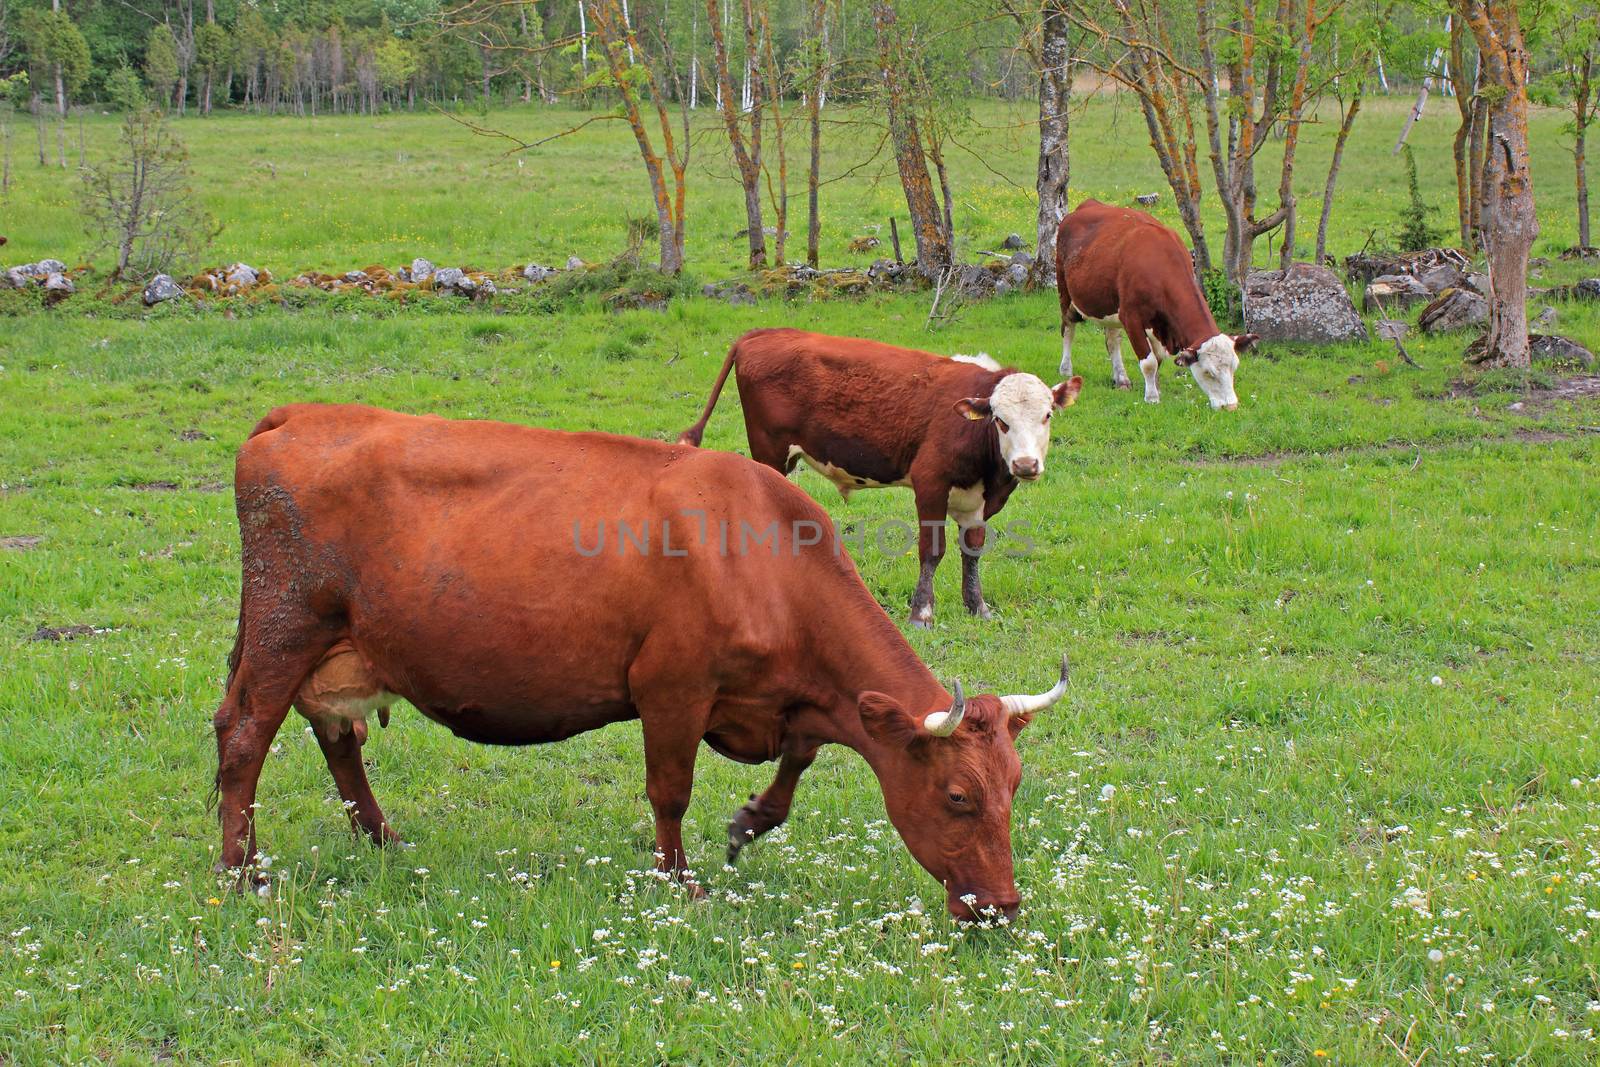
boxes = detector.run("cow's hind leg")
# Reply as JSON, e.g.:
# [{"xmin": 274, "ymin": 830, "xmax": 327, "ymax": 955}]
[
  {"xmin": 308, "ymin": 719, "xmax": 401, "ymax": 846},
  {"xmin": 1107, "ymin": 325, "xmax": 1132, "ymax": 390},
  {"xmin": 727, "ymin": 740, "xmax": 821, "ymax": 864},
  {"xmin": 630, "ymin": 647, "xmax": 714, "ymax": 896},
  {"xmin": 1059, "ymin": 318, "xmax": 1076, "ymax": 379},
  {"xmin": 213, "ymin": 622, "xmax": 336, "ymax": 890}
]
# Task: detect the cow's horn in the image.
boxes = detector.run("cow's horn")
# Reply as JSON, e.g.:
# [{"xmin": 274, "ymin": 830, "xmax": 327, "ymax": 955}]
[
  {"xmin": 923, "ymin": 680, "xmax": 966, "ymax": 736},
  {"xmin": 1000, "ymin": 655, "xmax": 1070, "ymax": 717}
]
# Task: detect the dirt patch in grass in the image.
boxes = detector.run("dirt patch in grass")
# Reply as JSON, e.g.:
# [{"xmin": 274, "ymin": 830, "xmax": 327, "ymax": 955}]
[
  {"xmin": 28, "ymin": 624, "xmax": 114, "ymax": 642},
  {"xmin": 129, "ymin": 480, "xmax": 181, "ymax": 491},
  {"xmin": 1, "ymin": 535, "xmax": 43, "ymax": 550}
]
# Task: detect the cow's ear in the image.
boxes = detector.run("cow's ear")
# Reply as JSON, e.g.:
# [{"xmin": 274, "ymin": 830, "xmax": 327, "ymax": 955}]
[
  {"xmin": 857, "ymin": 691, "xmax": 926, "ymax": 750},
  {"xmin": 954, "ymin": 397, "xmax": 992, "ymax": 421},
  {"xmin": 1007, "ymin": 712, "xmax": 1035, "ymax": 741},
  {"xmin": 1233, "ymin": 332, "xmax": 1260, "ymax": 352},
  {"xmin": 1173, "ymin": 349, "xmax": 1198, "ymax": 367},
  {"xmin": 1052, "ymin": 376, "xmax": 1083, "ymax": 409}
]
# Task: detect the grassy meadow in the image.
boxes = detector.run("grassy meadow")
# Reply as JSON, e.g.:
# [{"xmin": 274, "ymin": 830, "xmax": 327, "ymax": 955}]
[{"xmin": 2, "ymin": 96, "xmax": 1600, "ymax": 1063}]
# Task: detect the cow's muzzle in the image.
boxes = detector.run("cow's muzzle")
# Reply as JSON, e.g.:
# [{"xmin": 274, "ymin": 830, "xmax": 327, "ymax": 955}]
[
  {"xmin": 1010, "ymin": 458, "xmax": 1041, "ymax": 480},
  {"xmin": 948, "ymin": 891, "xmax": 1021, "ymax": 924}
]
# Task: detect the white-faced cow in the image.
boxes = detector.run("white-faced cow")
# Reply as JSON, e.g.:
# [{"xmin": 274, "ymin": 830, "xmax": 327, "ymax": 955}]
[
  {"xmin": 678, "ymin": 329, "xmax": 1082, "ymax": 628},
  {"xmin": 1055, "ymin": 199, "xmax": 1257, "ymax": 410},
  {"xmin": 216, "ymin": 404, "xmax": 1073, "ymax": 922}
]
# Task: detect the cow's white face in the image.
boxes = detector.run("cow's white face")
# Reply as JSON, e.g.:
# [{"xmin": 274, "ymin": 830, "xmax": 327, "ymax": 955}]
[
  {"xmin": 955, "ymin": 373, "xmax": 1083, "ymax": 481},
  {"xmin": 1176, "ymin": 334, "xmax": 1253, "ymax": 410}
]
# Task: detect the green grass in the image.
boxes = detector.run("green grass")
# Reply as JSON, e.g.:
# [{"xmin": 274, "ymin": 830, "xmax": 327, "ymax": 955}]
[
  {"xmin": 2, "ymin": 98, "xmax": 1600, "ymax": 1063},
  {"xmin": 2, "ymin": 95, "xmax": 1596, "ymax": 280}
]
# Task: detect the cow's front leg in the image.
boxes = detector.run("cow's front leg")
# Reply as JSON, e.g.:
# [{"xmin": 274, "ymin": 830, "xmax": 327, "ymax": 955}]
[
  {"xmin": 1139, "ymin": 355, "xmax": 1161, "ymax": 403},
  {"xmin": 956, "ymin": 513, "xmax": 991, "ymax": 619},
  {"xmin": 1118, "ymin": 312, "xmax": 1159, "ymax": 404},
  {"xmin": 1106, "ymin": 326, "xmax": 1131, "ymax": 390},
  {"xmin": 909, "ymin": 487, "xmax": 951, "ymax": 629},
  {"xmin": 639, "ymin": 718, "xmax": 706, "ymax": 897},
  {"xmin": 727, "ymin": 739, "xmax": 821, "ymax": 864}
]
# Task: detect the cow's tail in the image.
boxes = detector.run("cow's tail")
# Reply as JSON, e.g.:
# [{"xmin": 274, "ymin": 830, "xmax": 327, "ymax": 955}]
[{"xmin": 677, "ymin": 340, "xmax": 740, "ymax": 447}]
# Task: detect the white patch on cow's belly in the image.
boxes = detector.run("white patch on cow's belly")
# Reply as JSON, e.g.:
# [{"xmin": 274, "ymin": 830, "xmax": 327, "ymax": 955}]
[
  {"xmin": 1070, "ymin": 302, "xmax": 1120, "ymax": 326},
  {"xmin": 789, "ymin": 445, "xmax": 909, "ymax": 499},
  {"xmin": 946, "ymin": 482, "xmax": 985, "ymax": 522}
]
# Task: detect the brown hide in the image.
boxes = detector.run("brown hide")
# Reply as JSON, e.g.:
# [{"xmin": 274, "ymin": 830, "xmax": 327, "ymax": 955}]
[
  {"xmin": 215, "ymin": 403, "xmax": 1033, "ymax": 920},
  {"xmin": 678, "ymin": 328, "xmax": 1079, "ymax": 626},
  {"xmin": 1054, "ymin": 199, "xmax": 1222, "ymax": 355}
]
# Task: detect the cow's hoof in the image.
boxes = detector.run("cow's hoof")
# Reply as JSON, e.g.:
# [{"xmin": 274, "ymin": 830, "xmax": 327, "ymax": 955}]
[
  {"xmin": 368, "ymin": 824, "xmax": 403, "ymax": 848},
  {"xmin": 966, "ymin": 602, "xmax": 993, "ymax": 620},
  {"xmin": 1143, "ymin": 395, "xmax": 1161, "ymax": 405},
  {"xmin": 686, "ymin": 882, "xmax": 709, "ymax": 901},
  {"xmin": 215, "ymin": 863, "xmax": 270, "ymax": 895},
  {"xmin": 1114, "ymin": 379, "xmax": 1132, "ymax": 390},
  {"xmin": 909, "ymin": 616, "xmax": 933, "ymax": 631},
  {"xmin": 727, "ymin": 808, "xmax": 759, "ymax": 864}
]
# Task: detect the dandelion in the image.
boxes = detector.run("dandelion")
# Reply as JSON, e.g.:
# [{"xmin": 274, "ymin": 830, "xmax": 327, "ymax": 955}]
[
  {"xmin": 1431, "ymin": 675, "xmax": 1444, "ymax": 686},
  {"xmin": 1314, "ymin": 1051, "xmax": 1329, "ymax": 1059},
  {"xmin": 550, "ymin": 960, "xmax": 561, "ymax": 971},
  {"xmin": 1428, "ymin": 949, "xmax": 1444, "ymax": 964}
]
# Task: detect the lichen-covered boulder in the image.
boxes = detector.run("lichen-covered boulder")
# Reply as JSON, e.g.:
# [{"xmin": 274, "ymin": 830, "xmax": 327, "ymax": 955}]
[
  {"xmin": 1242, "ymin": 263, "xmax": 1367, "ymax": 343},
  {"xmin": 565, "ymin": 255, "xmax": 585, "ymax": 271},
  {"xmin": 523, "ymin": 263, "xmax": 552, "ymax": 282},
  {"xmin": 43, "ymin": 272, "xmax": 74, "ymax": 295},
  {"xmin": 409, "ymin": 258, "xmax": 435, "ymax": 284},
  {"xmin": 143, "ymin": 274, "xmax": 184, "ymax": 306},
  {"xmin": 1418, "ymin": 288, "xmax": 1488, "ymax": 333}
]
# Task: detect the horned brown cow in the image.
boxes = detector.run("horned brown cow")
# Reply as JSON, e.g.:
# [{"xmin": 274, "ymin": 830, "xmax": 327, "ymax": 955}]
[
  {"xmin": 215, "ymin": 403, "xmax": 1071, "ymax": 921},
  {"xmin": 678, "ymin": 328, "xmax": 1081, "ymax": 628},
  {"xmin": 1055, "ymin": 199, "xmax": 1257, "ymax": 409}
]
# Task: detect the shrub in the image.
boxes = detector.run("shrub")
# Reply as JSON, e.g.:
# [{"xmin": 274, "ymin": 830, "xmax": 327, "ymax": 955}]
[{"xmin": 1395, "ymin": 146, "xmax": 1441, "ymax": 252}]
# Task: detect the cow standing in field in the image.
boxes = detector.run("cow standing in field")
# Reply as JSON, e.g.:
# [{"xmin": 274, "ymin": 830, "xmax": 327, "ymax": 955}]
[
  {"xmin": 215, "ymin": 404, "xmax": 1072, "ymax": 921},
  {"xmin": 678, "ymin": 328, "xmax": 1082, "ymax": 628},
  {"xmin": 1055, "ymin": 199, "xmax": 1257, "ymax": 410}
]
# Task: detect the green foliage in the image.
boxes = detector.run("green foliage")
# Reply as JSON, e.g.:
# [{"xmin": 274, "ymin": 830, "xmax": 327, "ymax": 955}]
[
  {"xmin": 195, "ymin": 23, "xmax": 233, "ymax": 77},
  {"xmin": 1199, "ymin": 267, "xmax": 1243, "ymax": 330},
  {"xmin": 17, "ymin": 9, "xmax": 92, "ymax": 96},
  {"xmin": 143, "ymin": 25, "xmax": 179, "ymax": 105},
  {"xmin": 1395, "ymin": 145, "xmax": 1441, "ymax": 251},
  {"xmin": 103, "ymin": 63, "xmax": 146, "ymax": 112}
]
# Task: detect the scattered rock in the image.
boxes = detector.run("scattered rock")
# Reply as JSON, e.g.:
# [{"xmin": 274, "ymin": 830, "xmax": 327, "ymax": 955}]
[
  {"xmin": 1458, "ymin": 272, "xmax": 1490, "ymax": 296},
  {"xmin": 1364, "ymin": 273, "xmax": 1434, "ymax": 313},
  {"xmin": 3, "ymin": 267, "xmax": 30, "ymax": 289},
  {"xmin": 848, "ymin": 236, "xmax": 881, "ymax": 254},
  {"xmin": 43, "ymin": 272, "xmax": 74, "ymax": 302},
  {"xmin": 410, "ymin": 257, "xmax": 436, "ymax": 283},
  {"xmin": 1001, "ymin": 233, "xmax": 1026, "ymax": 251},
  {"xmin": 1530, "ymin": 334, "xmax": 1596, "ymax": 369},
  {"xmin": 566, "ymin": 255, "xmax": 585, "ymax": 271},
  {"xmin": 703, "ymin": 280, "xmax": 756, "ymax": 305},
  {"xmin": 1530, "ymin": 306, "xmax": 1559, "ymax": 331},
  {"xmin": 994, "ymin": 279, "xmax": 1011, "ymax": 296},
  {"xmin": 523, "ymin": 263, "xmax": 553, "ymax": 282},
  {"xmin": 143, "ymin": 274, "xmax": 184, "ymax": 306},
  {"xmin": 226, "ymin": 263, "xmax": 260, "ymax": 289},
  {"xmin": 1004, "ymin": 260, "xmax": 1029, "ymax": 288},
  {"xmin": 432, "ymin": 267, "xmax": 467, "ymax": 292},
  {"xmin": 868, "ymin": 258, "xmax": 909, "ymax": 283},
  {"xmin": 1415, "ymin": 262, "xmax": 1465, "ymax": 294},
  {"xmin": 344, "ymin": 270, "xmax": 369, "ymax": 284},
  {"xmin": 28, "ymin": 624, "xmax": 113, "ymax": 642},
  {"xmin": 1559, "ymin": 246, "xmax": 1600, "ymax": 262},
  {"xmin": 1135, "ymin": 193, "xmax": 1160, "ymax": 206},
  {"xmin": 1242, "ymin": 262, "xmax": 1368, "ymax": 343},
  {"xmin": 1, "ymin": 535, "xmax": 43, "ymax": 551},
  {"xmin": 1344, "ymin": 247, "xmax": 1470, "ymax": 287},
  {"xmin": 1418, "ymin": 288, "xmax": 1488, "ymax": 333},
  {"xmin": 1374, "ymin": 319, "xmax": 1409, "ymax": 342},
  {"xmin": 178, "ymin": 428, "xmax": 212, "ymax": 442},
  {"xmin": 1548, "ymin": 278, "xmax": 1600, "ymax": 302},
  {"xmin": 952, "ymin": 263, "xmax": 998, "ymax": 298}
]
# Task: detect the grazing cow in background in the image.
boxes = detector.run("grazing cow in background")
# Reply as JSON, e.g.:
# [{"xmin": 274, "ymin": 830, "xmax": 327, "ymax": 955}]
[
  {"xmin": 1055, "ymin": 199, "xmax": 1258, "ymax": 409},
  {"xmin": 678, "ymin": 328, "xmax": 1082, "ymax": 628},
  {"xmin": 216, "ymin": 403, "xmax": 1073, "ymax": 921}
]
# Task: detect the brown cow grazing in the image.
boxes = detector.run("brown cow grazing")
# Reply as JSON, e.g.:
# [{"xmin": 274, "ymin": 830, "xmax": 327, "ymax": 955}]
[
  {"xmin": 216, "ymin": 403, "xmax": 1072, "ymax": 921},
  {"xmin": 1055, "ymin": 199, "xmax": 1258, "ymax": 410},
  {"xmin": 678, "ymin": 329, "xmax": 1082, "ymax": 628}
]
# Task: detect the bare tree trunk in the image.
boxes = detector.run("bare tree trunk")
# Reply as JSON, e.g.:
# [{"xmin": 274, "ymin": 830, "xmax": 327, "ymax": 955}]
[
  {"xmin": 805, "ymin": 0, "xmax": 825, "ymax": 268},
  {"xmin": 1394, "ymin": 32, "xmax": 1447, "ymax": 154},
  {"xmin": 1032, "ymin": 0, "xmax": 1071, "ymax": 287},
  {"xmin": 707, "ymin": 0, "xmax": 766, "ymax": 268},
  {"xmin": 1460, "ymin": 0, "xmax": 1535, "ymax": 369},
  {"xmin": 1450, "ymin": 16, "xmax": 1475, "ymax": 247},
  {"xmin": 1315, "ymin": 91, "xmax": 1361, "ymax": 264},
  {"xmin": 873, "ymin": 1, "xmax": 949, "ymax": 275},
  {"xmin": 758, "ymin": 2, "xmax": 787, "ymax": 263},
  {"xmin": 32, "ymin": 92, "xmax": 46, "ymax": 166},
  {"xmin": 1577, "ymin": 65, "xmax": 1593, "ymax": 246}
]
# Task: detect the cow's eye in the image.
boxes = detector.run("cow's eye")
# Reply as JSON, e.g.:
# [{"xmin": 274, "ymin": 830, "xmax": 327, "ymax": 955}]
[
  {"xmin": 1043, "ymin": 412, "xmax": 1052, "ymax": 423},
  {"xmin": 994, "ymin": 418, "xmax": 1010, "ymax": 434},
  {"xmin": 948, "ymin": 790, "xmax": 970, "ymax": 807}
]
